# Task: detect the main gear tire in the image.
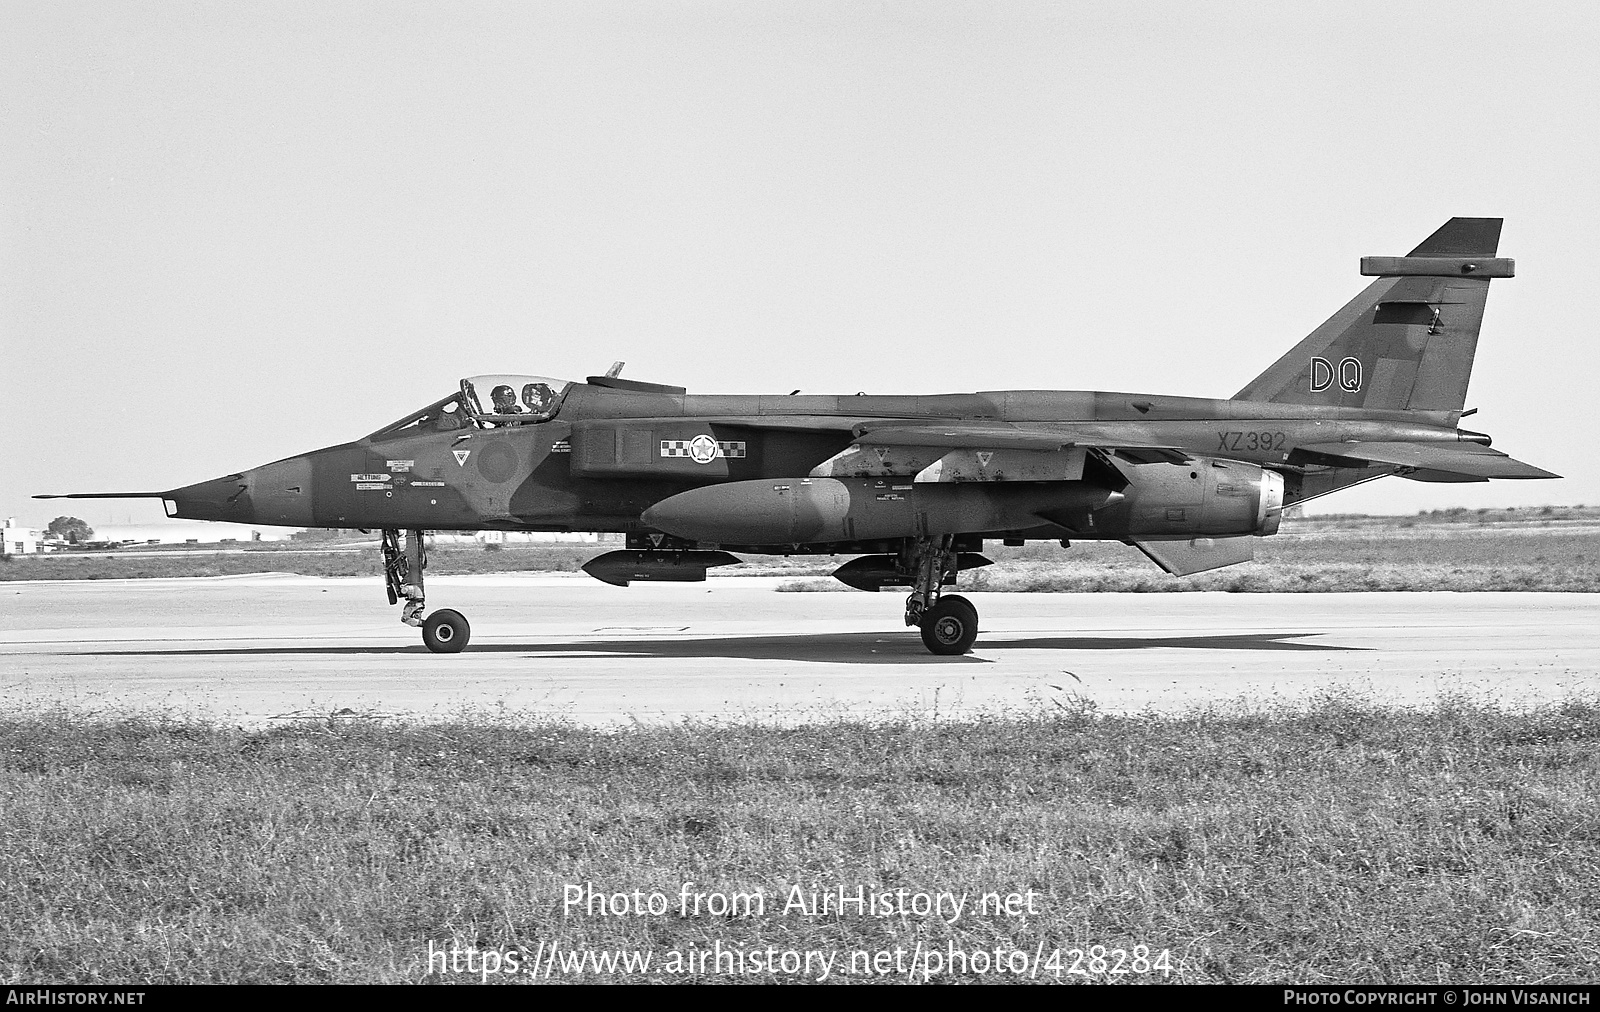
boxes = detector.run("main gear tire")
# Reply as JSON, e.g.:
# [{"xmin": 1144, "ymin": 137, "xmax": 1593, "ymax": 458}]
[
  {"xmin": 919, "ymin": 595, "xmax": 978, "ymax": 656},
  {"xmin": 422, "ymin": 609, "xmax": 470, "ymax": 653}
]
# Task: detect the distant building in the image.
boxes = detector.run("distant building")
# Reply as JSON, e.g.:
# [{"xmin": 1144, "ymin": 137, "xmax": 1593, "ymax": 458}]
[
  {"xmin": 84, "ymin": 522, "xmax": 296, "ymax": 545},
  {"xmin": 2, "ymin": 518, "xmax": 39, "ymax": 555},
  {"xmin": 428, "ymin": 531, "xmax": 603, "ymax": 546}
]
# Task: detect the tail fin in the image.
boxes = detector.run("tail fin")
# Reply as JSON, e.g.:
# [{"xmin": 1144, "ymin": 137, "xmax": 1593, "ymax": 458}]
[{"xmin": 1232, "ymin": 218, "xmax": 1511, "ymax": 413}]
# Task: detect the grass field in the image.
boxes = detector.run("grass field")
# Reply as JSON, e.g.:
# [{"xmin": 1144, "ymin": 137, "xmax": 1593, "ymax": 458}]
[
  {"xmin": 796, "ymin": 508, "xmax": 1600, "ymax": 593},
  {"xmin": 0, "ymin": 544, "xmax": 603, "ymax": 581},
  {"xmin": 4, "ymin": 696, "xmax": 1599, "ymax": 984},
  {"xmin": 6, "ymin": 507, "xmax": 1598, "ymax": 592},
  {"xmin": 882, "ymin": 523, "xmax": 1600, "ymax": 594}
]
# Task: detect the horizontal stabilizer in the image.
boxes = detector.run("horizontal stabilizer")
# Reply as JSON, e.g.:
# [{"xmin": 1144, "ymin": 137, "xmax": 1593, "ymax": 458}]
[
  {"xmin": 1134, "ymin": 537, "xmax": 1256, "ymax": 576},
  {"xmin": 1295, "ymin": 441, "xmax": 1559, "ymax": 481}
]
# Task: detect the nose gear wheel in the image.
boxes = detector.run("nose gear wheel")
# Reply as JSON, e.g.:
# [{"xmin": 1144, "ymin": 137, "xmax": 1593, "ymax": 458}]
[
  {"xmin": 423, "ymin": 609, "xmax": 470, "ymax": 653},
  {"xmin": 381, "ymin": 528, "xmax": 471, "ymax": 653}
]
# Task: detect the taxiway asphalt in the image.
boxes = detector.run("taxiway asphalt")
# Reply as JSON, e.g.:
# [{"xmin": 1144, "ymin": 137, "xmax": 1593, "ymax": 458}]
[{"xmin": 3, "ymin": 574, "xmax": 1595, "ymax": 723}]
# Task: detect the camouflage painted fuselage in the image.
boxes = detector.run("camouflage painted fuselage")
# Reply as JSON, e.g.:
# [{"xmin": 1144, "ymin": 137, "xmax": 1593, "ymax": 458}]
[{"xmin": 163, "ymin": 382, "xmax": 1471, "ymax": 549}]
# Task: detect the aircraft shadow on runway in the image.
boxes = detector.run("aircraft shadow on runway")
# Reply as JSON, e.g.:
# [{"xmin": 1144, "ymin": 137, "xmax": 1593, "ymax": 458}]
[{"xmin": 75, "ymin": 630, "xmax": 1360, "ymax": 665}]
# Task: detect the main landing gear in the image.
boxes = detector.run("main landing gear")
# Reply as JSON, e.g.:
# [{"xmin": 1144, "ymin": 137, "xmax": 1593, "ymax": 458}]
[
  {"xmin": 903, "ymin": 535, "xmax": 980, "ymax": 656},
  {"xmin": 382, "ymin": 528, "xmax": 470, "ymax": 653}
]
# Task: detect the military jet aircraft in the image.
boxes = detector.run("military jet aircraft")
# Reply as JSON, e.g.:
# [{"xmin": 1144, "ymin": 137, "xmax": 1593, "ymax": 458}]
[{"xmin": 39, "ymin": 218, "xmax": 1556, "ymax": 654}]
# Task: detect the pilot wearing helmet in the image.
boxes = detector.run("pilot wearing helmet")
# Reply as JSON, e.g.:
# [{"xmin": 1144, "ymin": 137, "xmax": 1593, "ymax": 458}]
[
  {"xmin": 490, "ymin": 385, "xmax": 522, "ymax": 414},
  {"xmin": 522, "ymin": 382, "xmax": 556, "ymax": 416}
]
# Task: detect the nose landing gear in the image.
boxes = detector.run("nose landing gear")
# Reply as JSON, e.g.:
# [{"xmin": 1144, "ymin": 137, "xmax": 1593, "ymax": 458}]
[
  {"xmin": 381, "ymin": 528, "xmax": 470, "ymax": 653},
  {"xmin": 903, "ymin": 535, "xmax": 980, "ymax": 656}
]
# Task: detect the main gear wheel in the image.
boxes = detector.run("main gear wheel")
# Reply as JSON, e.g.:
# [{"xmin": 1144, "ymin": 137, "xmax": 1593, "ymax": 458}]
[{"xmin": 919, "ymin": 594, "xmax": 979, "ymax": 655}]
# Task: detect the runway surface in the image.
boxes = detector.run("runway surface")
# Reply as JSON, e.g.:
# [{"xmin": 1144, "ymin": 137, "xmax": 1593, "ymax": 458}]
[{"xmin": 3, "ymin": 574, "xmax": 1596, "ymax": 723}]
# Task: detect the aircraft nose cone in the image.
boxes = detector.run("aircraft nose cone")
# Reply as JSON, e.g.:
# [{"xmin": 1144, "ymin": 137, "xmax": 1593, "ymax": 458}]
[{"xmin": 246, "ymin": 457, "xmax": 315, "ymax": 527}]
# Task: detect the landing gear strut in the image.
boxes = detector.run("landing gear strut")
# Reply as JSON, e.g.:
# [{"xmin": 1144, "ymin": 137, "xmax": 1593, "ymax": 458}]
[
  {"xmin": 381, "ymin": 528, "xmax": 470, "ymax": 653},
  {"xmin": 903, "ymin": 535, "xmax": 979, "ymax": 655}
]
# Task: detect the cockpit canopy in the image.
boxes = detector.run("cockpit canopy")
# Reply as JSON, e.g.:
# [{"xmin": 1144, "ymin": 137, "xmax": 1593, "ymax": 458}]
[
  {"xmin": 368, "ymin": 375, "xmax": 573, "ymax": 441},
  {"xmin": 459, "ymin": 374, "xmax": 570, "ymax": 424}
]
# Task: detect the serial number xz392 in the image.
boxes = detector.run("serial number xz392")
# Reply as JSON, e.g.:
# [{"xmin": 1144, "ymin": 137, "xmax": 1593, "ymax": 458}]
[{"xmin": 1217, "ymin": 430, "xmax": 1288, "ymax": 452}]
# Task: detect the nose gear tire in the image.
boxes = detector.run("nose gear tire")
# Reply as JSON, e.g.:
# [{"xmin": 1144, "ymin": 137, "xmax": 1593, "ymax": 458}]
[
  {"xmin": 919, "ymin": 594, "xmax": 978, "ymax": 655},
  {"xmin": 423, "ymin": 609, "xmax": 470, "ymax": 653}
]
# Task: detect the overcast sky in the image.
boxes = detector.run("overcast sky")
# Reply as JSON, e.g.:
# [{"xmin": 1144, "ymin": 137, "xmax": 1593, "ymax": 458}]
[{"xmin": 4, "ymin": 1, "xmax": 1597, "ymax": 530}]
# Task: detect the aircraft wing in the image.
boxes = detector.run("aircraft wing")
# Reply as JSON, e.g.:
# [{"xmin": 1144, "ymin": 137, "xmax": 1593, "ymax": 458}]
[
  {"xmin": 708, "ymin": 417, "xmax": 1190, "ymax": 461},
  {"xmin": 850, "ymin": 424, "xmax": 1191, "ymax": 462},
  {"xmin": 851, "ymin": 424, "xmax": 1074, "ymax": 450},
  {"xmin": 1295, "ymin": 441, "xmax": 1559, "ymax": 482}
]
